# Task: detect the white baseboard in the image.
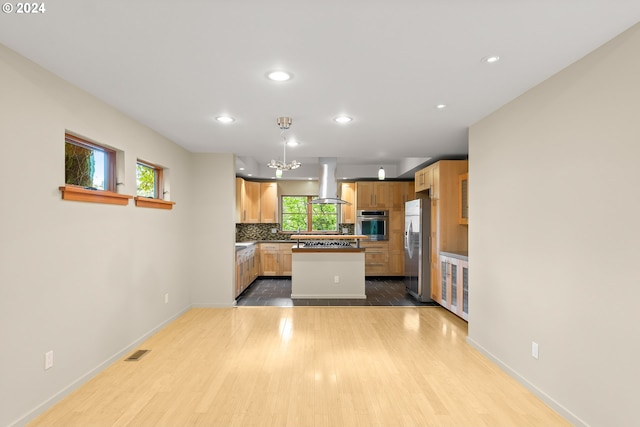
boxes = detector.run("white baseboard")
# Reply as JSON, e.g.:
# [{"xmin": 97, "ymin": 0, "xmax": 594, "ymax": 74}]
[
  {"xmin": 466, "ymin": 336, "xmax": 588, "ymax": 427},
  {"xmin": 10, "ymin": 305, "xmax": 192, "ymax": 427},
  {"xmin": 191, "ymin": 302, "xmax": 236, "ymax": 308}
]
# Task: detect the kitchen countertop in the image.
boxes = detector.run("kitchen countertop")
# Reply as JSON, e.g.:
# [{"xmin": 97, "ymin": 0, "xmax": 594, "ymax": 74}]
[
  {"xmin": 236, "ymin": 240, "xmax": 298, "ymax": 250},
  {"xmin": 440, "ymin": 251, "xmax": 468, "ymax": 260},
  {"xmin": 235, "ymin": 241, "xmax": 257, "ymax": 251}
]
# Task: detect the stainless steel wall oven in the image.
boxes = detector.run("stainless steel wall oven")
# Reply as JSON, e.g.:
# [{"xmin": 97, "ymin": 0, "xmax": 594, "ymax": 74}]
[{"xmin": 356, "ymin": 210, "xmax": 389, "ymax": 241}]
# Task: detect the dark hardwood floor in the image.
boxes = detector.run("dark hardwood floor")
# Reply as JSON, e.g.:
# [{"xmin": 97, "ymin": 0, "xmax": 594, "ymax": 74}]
[{"xmin": 236, "ymin": 277, "xmax": 439, "ymax": 307}]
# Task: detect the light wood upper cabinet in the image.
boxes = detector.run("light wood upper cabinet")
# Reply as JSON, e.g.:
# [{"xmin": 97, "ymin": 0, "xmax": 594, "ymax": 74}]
[
  {"xmin": 415, "ymin": 164, "xmax": 440, "ymax": 199},
  {"xmin": 237, "ymin": 179, "xmax": 278, "ymax": 224},
  {"xmin": 356, "ymin": 182, "xmax": 389, "ymax": 209},
  {"xmin": 431, "ymin": 163, "xmax": 440, "ymax": 200},
  {"xmin": 356, "ymin": 182, "xmax": 374, "ymax": 209},
  {"xmin": 415, "ymin": 169, "xmax": 429, "ymax": 192},
  {"xmin": 244, "ymin": 180, "xmax": 261, "ymax": 223},
  {"xmin": 340, "ymin": 182, "xmax": 356, "ymax": 224},
  {"xmin": 389, "ymin": 182, "xmax": 415, "ymax": 209},
  {"xmin": 260, "ymin": 182, "xmax": 278, "ymax": 223},
  {"xmin": 235, "ymin": 177, "xmax": 244, "ymax": 223},
  {"xmin": 406, "ymin": 181, "xmax": 415, "ymax": 204},
  {"xmin": 459, "ymin": 173, "xmax": 468, "ymax": 225},
  {"xmin": 236, "ymin": 178, "xmax": 260, "ymax": 223}
]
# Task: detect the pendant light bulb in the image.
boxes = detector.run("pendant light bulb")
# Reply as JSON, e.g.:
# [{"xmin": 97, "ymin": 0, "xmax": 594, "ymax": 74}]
[
  {"xmin": 378, "ymin": 166, "xmax": 385, "ymax": 180},
  {"xmin": 276, "ymin": 168, "xmax": 283, "ymax": 179}
]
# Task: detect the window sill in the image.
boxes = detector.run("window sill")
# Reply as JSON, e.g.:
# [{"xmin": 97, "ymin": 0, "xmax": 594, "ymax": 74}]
[
  {"xmin": 134, "ymin": 196, "xmax": 176, "ymax": 210},
  {"xmin": 59, "ymin": 185, "xmax": 132, "ymax": 205}
]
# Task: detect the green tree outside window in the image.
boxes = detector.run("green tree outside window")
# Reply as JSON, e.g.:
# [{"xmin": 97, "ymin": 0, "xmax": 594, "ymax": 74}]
[
  {"xmin": 137, "ymin": 163, "xmax": 156, "ymax": 197},
  {"xmin": 281, "ymin": 196, "xmax": 337, "ymax": 231}
]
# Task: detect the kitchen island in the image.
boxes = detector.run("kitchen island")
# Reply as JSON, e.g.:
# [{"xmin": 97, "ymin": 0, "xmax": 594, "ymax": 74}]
[{"xmin": 290, "ymin": 235, "xmax": 367, "ymax": 299}]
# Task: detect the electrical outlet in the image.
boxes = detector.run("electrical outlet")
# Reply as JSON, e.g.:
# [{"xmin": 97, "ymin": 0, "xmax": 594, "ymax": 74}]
[
  {"xmin": 45, "ymin": 350, "xmax": 53, "ymax": 370},
  {"xmin": 342, "ymin": 228, "xmax": 349, "ymax": 234},
  {"xmin": 334, "ymin": 275, "xmax": 340, "ymax": 284},
  {"xmin": 531, "ymin": 341, "xmax": 539, "ymax": 360},
  {"xmin": 164, "ymin": 293, "xmax": 169, "ymax": 304},
  {"xmin": 271, "ymin": 228, "xmax": 277, "ymax": 234}
]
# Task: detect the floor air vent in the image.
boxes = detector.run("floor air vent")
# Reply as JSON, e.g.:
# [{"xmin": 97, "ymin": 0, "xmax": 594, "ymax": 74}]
[{"xmin": 124, "ymin": 349, "xmax": 150, "ymax": 361}]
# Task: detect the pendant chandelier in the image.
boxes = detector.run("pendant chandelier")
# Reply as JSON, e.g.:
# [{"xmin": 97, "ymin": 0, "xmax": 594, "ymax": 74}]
[{"xmin": 267, "ymin": 116, "xmax": 301, "ymax": 177}]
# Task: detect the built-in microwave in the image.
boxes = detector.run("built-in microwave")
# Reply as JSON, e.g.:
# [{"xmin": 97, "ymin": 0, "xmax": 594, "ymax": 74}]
[{"xmin": 356, "ymin": 210, "xmax": 389, "ymax": 241}]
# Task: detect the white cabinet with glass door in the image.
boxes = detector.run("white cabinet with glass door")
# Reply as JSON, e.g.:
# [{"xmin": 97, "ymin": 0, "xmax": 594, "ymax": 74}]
[{"xmin": 439, "ymin": 252, "xmax": 468, "ymax": 321}]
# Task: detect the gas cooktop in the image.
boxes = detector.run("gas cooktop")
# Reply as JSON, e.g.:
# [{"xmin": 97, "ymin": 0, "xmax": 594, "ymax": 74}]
[{"xmin": 301, "ymin": 240, "xmax": 355, "ymax": 248}]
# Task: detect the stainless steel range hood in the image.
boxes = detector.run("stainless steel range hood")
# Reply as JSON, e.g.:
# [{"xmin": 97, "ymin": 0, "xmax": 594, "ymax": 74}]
[{"xmin": 309, "ymin": 157, "xmax": 351, "ymax": 204}]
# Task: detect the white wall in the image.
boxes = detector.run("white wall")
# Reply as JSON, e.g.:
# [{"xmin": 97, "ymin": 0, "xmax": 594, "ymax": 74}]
[
  {"xmin": 0, "ymin": 44, "xmax": 235, "ymax": 427},
  {"xmin": 468, "ymin": 23, "xmax": 640, "ymax": 426},
  {"xmin": 190, "ymin": 153, "xmax": 237, "ymax": 307}
]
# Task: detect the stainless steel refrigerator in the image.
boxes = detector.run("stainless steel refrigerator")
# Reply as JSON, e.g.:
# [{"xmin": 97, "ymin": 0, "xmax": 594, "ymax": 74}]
[{"xmin": 404, "ymin": 199, "xmax": 431, "ymax": 302}]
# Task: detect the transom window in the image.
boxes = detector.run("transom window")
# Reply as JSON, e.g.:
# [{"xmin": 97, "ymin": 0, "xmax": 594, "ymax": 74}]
[
  {"xmin": 281, "ymin": 196, "xmax": 338, "ymax": 232},
  {"xmin": 136, "ymin": 160, "xmax": 163, "ymax": 198},
  {"xmin": 65, "ymin": 134, "xmax": 115, "ymax": 191}
]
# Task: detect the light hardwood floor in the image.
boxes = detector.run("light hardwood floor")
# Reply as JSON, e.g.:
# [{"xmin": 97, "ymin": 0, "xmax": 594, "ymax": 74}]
[{"xmin": 28, "ymin": 307, "xmax": 569, "ymax": 427}]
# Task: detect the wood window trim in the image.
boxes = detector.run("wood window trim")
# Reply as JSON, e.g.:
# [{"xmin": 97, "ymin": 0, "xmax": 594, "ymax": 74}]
[
  {"xmin": 134, "ymin": 196, "xmax": 176, "ymax": 210},
  {"xmin": 59, "ymin": 185, "xmax": 132, "ymax": 206}
]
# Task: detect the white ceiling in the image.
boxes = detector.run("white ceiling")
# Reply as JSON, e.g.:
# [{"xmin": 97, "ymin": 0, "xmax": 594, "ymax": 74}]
[{"xmin": 1, "ymin": 1, "xmax": 639, "ymax": 179}]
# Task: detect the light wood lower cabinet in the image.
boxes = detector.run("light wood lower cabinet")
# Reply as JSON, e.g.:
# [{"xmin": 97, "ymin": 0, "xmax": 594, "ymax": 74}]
[
  {"xmin": 360, "ymin": 241, "xmax": 389, "ymax": 275},
  {"xmin": 437, "ymin": 253, "xmax": 468, "ymax": 320},
  {"xmin": 235, "ymin": 246, "xmax": 259, "ymax": 297},
  {"xmin": 259, "ymin": 243, "xmax": 292, "ymax": 276},
  {"xmin": 260, "ymin": 244, "xmax": 279, "ymax": 276},
  {"xmin": 280, "ymin": 245, "xmax": 292, "ymax": 275}
]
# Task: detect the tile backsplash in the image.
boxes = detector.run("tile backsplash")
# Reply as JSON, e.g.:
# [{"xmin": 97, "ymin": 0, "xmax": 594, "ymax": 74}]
[{"xmin": 236, "ymin": 223, "xmax": 355, "ymax": 242}]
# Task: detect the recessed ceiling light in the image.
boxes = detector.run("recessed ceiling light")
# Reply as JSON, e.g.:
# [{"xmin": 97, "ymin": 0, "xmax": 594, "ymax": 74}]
[
  {"xmin": 266, "ymin": 70, "xmax": 292, "ymax": 81},
  {"xmin": 436, "ymin": 104, "xmax": 447, "ymax": 109},
  {"xmin": 247, "ymin": 173, "xmax": 253, "ymax": 177},
  {"xmin": 482, "ymin": 55, "xmax": 500, "ymax": 64},
  {"xmin": 287, "ymin": 140, "xmax": 299, "ymax": 147},
  {"xmin": 216, "ymin": 116, "xmax": 235, "ymax": 123},
  {"xmin": 238, "ymin": 167, "xmax": 245, "ymax": 171},
  {"xmin": 334, "ymin": 116, "xmax": 352, "ymax": 123}
]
